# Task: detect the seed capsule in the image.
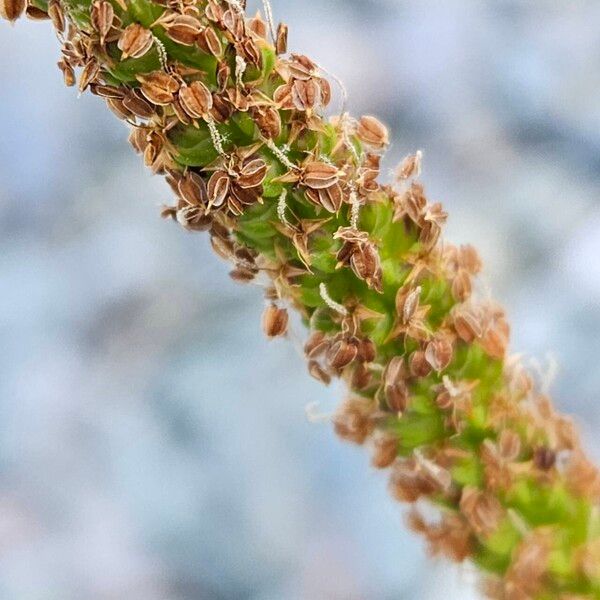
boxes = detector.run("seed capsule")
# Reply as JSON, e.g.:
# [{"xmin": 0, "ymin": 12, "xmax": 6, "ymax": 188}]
[
  {"xmin": 424, "ymin": 337, "xmax": 453, "ymax": 373},
  {"xmin": 57, "ymin": 59, "xmax": 75, "ymax": 87},
  {"xmin": 356, "ymin": 115, "xmax": 389, "ymax": 149},
  {"xmin": 164, "ymin": 14, "xmax": 203, "ymax": 46},
  {"xmin": 25, "ymin": 3, "xmax": 49, "ymax": 19},
  {"xmin": 275, "ymin": 22, "xmax": 288, "ymax": 55},
  {"xmin": 47, "ymin": 0, "xmax": 64, "ymax": 32},
  {"xmin": 138, "ymin": 71, "xmax": 180, "ymax": 106},
  {"xmin": 178, "ymin": 81, "xmax": 213, "ymax": 118},
  {"xmin": 327, "ymin": 339, "xmax": 358, "ymax": 370},
  {"xmin": 91, "ymin": 0, "xmax": 114, "ymax": 43},
  {"xmin": 178, "ymin": 171, "xmax": 208, "ymax": 206},
  {"xmin": 262, "ymin": 304, "xmax": 288, "ymax": 338},
  {"xmin": 371, "ymin": 432, "xmax": 398, "ymax": 469},
  {"xmin": 122, "ymin": 89, "xmax": 155, "ymax": 119},
  {"xmin": 302, "ymin": 161, "xmax": 339, "ymax": 189},
  {"xmin": 408, "ymin": 350, "xmax": 432, "ymax": 377},
  {"xmin": 0, "ymin": 0, "xmax": 25, "ymax": 21},
  {"xmin": 533, "ymin": 446, "xmax": 556, "ymax": 471},
  {"xmin": 118, "ymin": 23, "xmax": 154, "ymax": 59},
  {"xmin": 78, "ymin": 60, "xmax": 100, "ymax": 93},
  {"xmin": 308, "ymin": 360, "xmax": 331, "ymax": 385}
]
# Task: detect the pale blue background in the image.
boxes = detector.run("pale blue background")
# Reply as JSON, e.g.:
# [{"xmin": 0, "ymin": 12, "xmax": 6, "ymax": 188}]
[{"xmin": 1, "ymin": 1, "xmax": 600, "ymax": 598}]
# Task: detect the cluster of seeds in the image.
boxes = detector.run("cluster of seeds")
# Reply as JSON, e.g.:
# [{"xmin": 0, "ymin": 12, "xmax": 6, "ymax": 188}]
[{"xmin": 6, "ymin": 0, "xmax": 600, "ymax": 596}]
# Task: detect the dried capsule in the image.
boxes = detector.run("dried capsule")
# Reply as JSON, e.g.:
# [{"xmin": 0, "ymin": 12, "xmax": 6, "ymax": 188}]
[
  {"xmin": 533, "ymin": 447, "xmax": 556, "ymax": 471},
  {"xmin": 118, "ymin": 23, "xmax": 154, "ymax": 59},
  {"xmin": 459, "ymin": 487, "xmax": 503, "ymax": 537},
  {"xmin": 371, "ymin": 432, "xmax": 398, "ymax": 469},
  {"xmin": 276, "ymin": 22, "xmax": 288, "ymax": 55},
  {"xmin": 308, "ymin": 360, "xmax": 331, "ymax": 385},
  {"xmin": 262, "ymin": 303, "xmax": 288, "ymax": 338},
  {"xmin": 0, "ymin": 0, "xmax": 25, "ymax": 21},
  {"xmin": 47, "ymin": 0, "xmax": 64, "ymax": 32},
  {"xmin": 383, "ymin": 356, "xmax": 409, "ymax": 413},
  {"xmin": 356, "ymin": 115, "xmax": 389, "ymax": 149},
  {"xmin": 178, "ymin": 81, "xmax": 213, "ymax": 119},
  {"xmin": 57, "ymin": 59, "xmax": 75, "ymax": 87},
  {"xmin": 396, "ymin": 151, "xmax": 422, "ymax": 181},
  {"xmin": 424, "ymin": 337, "xmax": 453, "ymax": 373},
  {"xmin": 78, "ymin": 60, "xmax": 100, "ymax": 93},
  {"xmin": 163, "ymin": 14, "xmax": 203, "ymax": 46},
  {"xmin": 327, "ymin": 339, "xmax": 358, "ymax": 370},
  {"xmin": 122, "ymin": 89, "xmax": 155, "ymax": 119},
  {"xmin": 91, "ymin": 0, "xmax": 114, "ymax": 43},
  {"xmin": 302, "ymin": 161, "xmax": 339, "ymax": 189},
  {"xmin": 138, "ymin": 71, "xmax": 180, "ymax": 106},
  {"xmin": 25, "ymin": 3, "xmax": 49, "ymax": 19}
]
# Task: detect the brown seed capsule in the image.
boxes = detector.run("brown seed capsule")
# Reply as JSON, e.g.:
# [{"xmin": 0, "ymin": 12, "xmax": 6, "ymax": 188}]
[
  {"xmin": 497, "ymin": 429, "xmax": 521, "ymax": 462},
  {"xmin": 305, "ymin": 183, "xmax": 343, "ymax": 213},
  {"xmin": 302, "ymin": 161, "xmax": 339, "ymax": 189},
  {"xmin": 47, "ymin": 0, "xmax": 64, "ymax": 32},
  {"xmin": 176, "ymin": 205, "xmax": 210, "ymax": 231},
  {"xmin": 351, "ymin": 362, "xmax": 372, "ymax": 390},
  {"xmin": 333, "ymin": 398, "xmax": 375, "ymax": 445},
  {"xmin": 237, "ymin": 158, "xmax": 268, "ymax": 189},
  {"xmin": 197, "ymin": 26, "xmax": 223, "ymax": 57},
  {"xmin": 409, "ymin": 350, "xmax": 432, "ymax": 377},
  {"xmin": 106, "ymin": 97, "xmax": 133, "ymax": 121},
  {"xmin": 459, "ymin": 487, "xmax": 503, "ymax": 537},
  {"xmin": 533, "ymin": 446, "xmax": 556, "ymax": 471},
  {"xmin": 396, "ymin": 151, "xmax": 422, "ymax": 181},
  {"xmin": 164, "ymin": 14, "xmax": 203, "ymax": 46},
  {"xmin": 118, "ymin": 23, "xmax": 154, "ymax": 59},
  {"xmin": 229, "ymin": 266, "xmax": 256, "ymax": 283},
  {"xmin": 57, "ymin": 59, "xmax": 75, "ymax": 87},
  {"xmin": 291, "ymin": 79, "xmax": 321, "ymax": 111},
  {"xmin": 383, "ymin": 356, "xmax": 409, "ymax": 413},
  {"xmin": 452, "ymin": 305, "xmax": 483, "ymax": 342},
  {"xmin": 424, "ymin": 337, "xmax": 453, "ymax": 373},
  {"xmin": 178, "ymin": 81, "xmax": 213, "ymax": 118},
  {"xmin": 78, "ymin": 60, "xmax": 100, "ymax": 93},
  {"xmin": 122, "ymin": 89, "xmax": 155, "ymax": 119},
  {"xmin": 276, "ymin": 22, "xmax": 288, "ymax": 55},
  {"xmin": 356, "ymin": 115, "xmax": 389, "ymax": 149},
  {"xmin": 128, "ymin": 126, "xmax": 149, "ymax": 153},
  {"xmin": 288, "ymin": 53, "xmax": 317, "ymax": 80},
  {"xmin": 25, "ymin": 3, "xmax": 49, "ymax": 19},
  {"xmin": 178, "ymin": 171, "xmax": 208, "ymax": 206},
  {"xmin": 0, "ymin": 0, "xmax": 25, "ymax": 21},
  {"xmin": 451, "ymin": 269, "xmax": 471, "ymax": 302},
  {"xmin": 248, "ymin": 12, "xmax": 267, "ymax": 39},
  {"xmin": 327, "ymin": 339, "xmax": 358, "ymax": 370},
  {"xmin": 304, "ymin": 331, "xmax": 328, "ymax": 359},
  {"xmin": 308, "ymin": 360, "xmax": 331, "ymax": 385},
  {"xmin": 90, "ymin": 0, "xmax": 114, "ymax": 43},
  {"xmin": 262, "ymin": 303, "xmax": 288, "ymax": 338},
  {"xmin": 252, "ymin": 106, "xmax": 281, "ymax": 139},
  {"xmin": 396, "ymin": 286, "xmax": 421, "ymax": 324},
  {"xmin": 350, "ymin": 242, "xmax": 383, "ymax": 293},
  {"xmin": 138, "ymin": 71, "xmax": 180, "ymax": 106},
  {"xmin": 207, "ymin": 171, "xmax": 230, "ymax": 210},
  {"xmin": 371, "ymin": 432, "xmax": 398, "ymax": 469}
]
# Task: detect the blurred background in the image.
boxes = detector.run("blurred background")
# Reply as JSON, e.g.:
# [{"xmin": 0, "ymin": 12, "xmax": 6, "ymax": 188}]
[{"xmin": 1, "ymin": 0, "xmax": 600, "ymax": 598}]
